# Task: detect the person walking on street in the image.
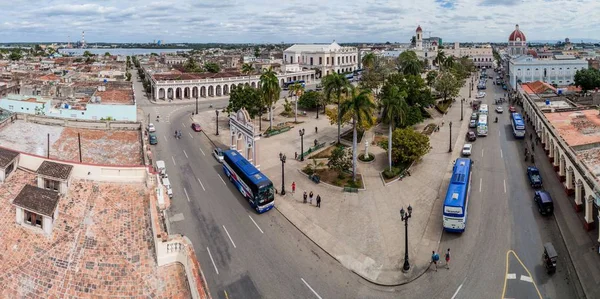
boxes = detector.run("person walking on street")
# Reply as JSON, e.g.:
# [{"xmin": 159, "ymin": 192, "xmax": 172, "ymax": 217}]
[
  {"xmin": 315, "ymin": 126, "xmax": 318, "ymax": 134},
  {"xmin": 316, "ymin": 195, "xmax": 321, "ymax": 208},
  {"xmin": 291, "ymin": 182, "xmax": 296, "ymax": 194},
  {"xmin": 431, "ymin": 251, "xmax": 439, "ymax": 271},
  {"xmin": 309, "ymin": 191, "xmax": 314, "ymax": 205},
  {"xmin": 445, "ymin": 249, "xmax": 451, "ymax": 269},
  {"xmin": 303, "ymin": 191, "xmax": 307, "ymax": 203}
]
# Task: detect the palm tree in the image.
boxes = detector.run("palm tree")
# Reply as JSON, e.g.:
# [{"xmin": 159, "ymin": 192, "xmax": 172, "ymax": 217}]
[
  {"xmin": 426, "ymin": 70, "xmax": 438, "ymax": 91},
  {"xmin": 401, "ymin": 58, "xmax": 422, "ymax": 76},
  {"xmin": 443, "ymin": 56, "xmax": 455, "ymax": 70},
  {"xmin": 288, "ymin": 82, "xmax": 305, "ymax": 123},
  {"xmin": 340, "ymin": 86, "xmax": 376, "ymax": 181},
  {"xmin": 434, "ymin": 50, "xmax": 446, "ymax": 70},
  {"xmin": 379, "ymin": 86, "xmax": 408, "ymax": 170},
  {"xmin": 242, "ymin": 63, "xmax": 254, "ymax": 84},
  {"xmin": 362, "ymin": 52, "xmax": 376, "ymax": 70},
  {"xmin": 322, "ymin": 73, "xmax": 351, "ymax": 144},
  {"xmin": 259, "ymin": 67, "xmax": 281, "ymax": 129}
]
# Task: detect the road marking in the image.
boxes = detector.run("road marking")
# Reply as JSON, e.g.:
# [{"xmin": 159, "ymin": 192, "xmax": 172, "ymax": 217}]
[
  {"xmin": 450, "ymin": 283, "xmax": 464, "ymax": 299},
  {"xmin": 171, "ymin": 156, "xmax": 176, "ymax": 166},
  {"xmin": 520, "ymin": 275, "xmax": 533, "ymax": 283},
  {"xmin": 218, "ymin": 173, "xmax": 227, "ymax": 185},
  {"xmin": 188, "ymin": 132, "xmax": 194, "ymax": 139},
  {"xmin": 504, "ymin": 179, "xmax": 507, "ymax": 193},
  {"xmin": 479, "ymin": 178, "xmax": 482, "ymax": 192},
  {"xmin": 506, "ymin": 273, "xmax": 516, "ymax": 279},
  {"xmin": 183, "ymin": 150, "xmax": 189, "ymax": 158},
  {"xmin": 184, "ymin": 187, "xmax": 190, "ymax": 202},
  {"xmin": 182, "ymin": 122, "xmax": 185, "ymax": 128},
  {"xmin": 499, "ymin": 130, "xmax": 501, "ymax": 136},
  {"xmin": 199, "ymin": 147, "xmax": 206, "ymax": 156},
  {"xmin": 501, "ymin": 149, "xmax": 503, "ymax": 158},
  {"xmin": 224, "ymin": 290, "xmax": 229, "ymax": 299},
  {"xmin": 502, "ymin": 250, "xmax": 542, "ymax": 299},
  {"xmin": 481, "ymin": 148, "xmax": 484, "ymax": 157},
  {"xmin": 197, "ymin": 177, "xmax": 206, "ymax": 191},
  {"xmin": 249, "ymin": 215, "xmax": 264, "ymax": 234},
  {"xmin": 207, "ymin": 247, "xmax": 219, "ymax": 275},
  {"xmin": 223, "ymin": 225, "xmax": 237, "ymax": 248},
  {"xmin": 163, "ymin": 135, "xmax": 167, "ymax": 142},
  {"xmin": 301, "ymin": 278, "xmax": 323, "ymax": 299}
]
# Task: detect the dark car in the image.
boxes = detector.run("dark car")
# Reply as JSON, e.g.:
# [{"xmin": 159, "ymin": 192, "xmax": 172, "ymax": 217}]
[
  {"xmin": 534, "ymin": 190, "xmax": 554, "ymax": 216},
  {"xmin": 191, "ymin": 123, "xmax": 202, "ymax": 132},
  {"xmin": 471, "ymin": 113, "xmax": 478, "ymax": 121},
  {"xmin": 527, "ymin": 166, "xmax": 543, "ymax": 188},
  {"xmin": 149, "ymin": 133, "xmax": 158, "ymax": 145},
  {"xmin": 466, "ymin": 131, "xmax": 477, "ymax": 141}
]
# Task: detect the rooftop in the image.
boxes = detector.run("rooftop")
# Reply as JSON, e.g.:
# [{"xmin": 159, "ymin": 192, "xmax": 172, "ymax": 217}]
[
  {"xmin": 12, "ymin": 184, "xmax": 60, "ymax": 217},
  {"xmin": 0, "ymin": 170, "xmax": 191, "ymax": 298},
  {"xmin": 153, "ymin": 71, "xmax": 244, "ymax": 81},
  {"xmin": 36, "ymin": 160, "xmax": 73, "ymax": 180},
  {"xmin": 0, "ymin": 147, "xmax": 19, "ymax": 168},
  {"xmin": 544, "ymin": 109, "xmax": 600, "ymax": 147},
  {"xmin": 93, "ymin": 89, "xmax": 134, "ymax": 105}
]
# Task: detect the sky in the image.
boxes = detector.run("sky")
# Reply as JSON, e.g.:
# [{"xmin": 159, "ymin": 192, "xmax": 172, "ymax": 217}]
[{"xmin": 0, "ymin": 0, "xmax": 599, "ymax": 44}]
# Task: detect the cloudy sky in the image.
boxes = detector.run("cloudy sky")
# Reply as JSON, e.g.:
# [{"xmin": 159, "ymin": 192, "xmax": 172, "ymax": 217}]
[{"xmin": 0, "ymin": 0, "xmax": 598, "ymax": 43}]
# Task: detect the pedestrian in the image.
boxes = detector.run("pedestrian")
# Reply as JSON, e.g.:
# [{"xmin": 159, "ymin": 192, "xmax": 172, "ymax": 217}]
[
  {"xmin": 530, "ymin": 133, "xmax": 533, "ymax": 140},
  {"xmin": 315, "ymin": 126, "xmax": 318, "ymax": 134},
  {"xmin": 531, "ymin": 154, "xmax": 535, "ymax": 164},
  {"xmin": 295, "ymin": 152, "xmax": 298, "ymax": 160},
  {"xmin": 291, "ymin": 182, "xmax": 296, "ymax": 194},
  {"xmin": 303, "ymin": 191, "xmax": 307, "ymax": 203},
  {"xmin": 431, "ymin": 250, "xmax": 439, "ymax": 271},
  {"xmin": 445, "ymin": 248, "xmax": 451, "ymax": 269},
  {"xmin": 531, "ymin": 143, "xmax": 534, "ymax": 152},
  {"xmin": 316, "ymin": 195, "xmax": 321, "ymax": 208},
  {"xmin": 309, "ymin": 191, "xmax": 314, "ymax": 204}
]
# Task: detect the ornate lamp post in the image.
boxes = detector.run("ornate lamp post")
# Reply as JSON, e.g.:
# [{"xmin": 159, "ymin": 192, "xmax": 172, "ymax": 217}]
[
  {"xmin": 460, "ymin": 98, "xmax": 465, "ymax": 121},
  {"xmin": 299, "ymin": 128, "xmax": 305, "ymax": 161},
  {"xmin": 195, "ymin": 96, "xmax": 199, "ymax": 115},
  {"xmin": 400, "ymin": 205, "xmax": 413, "ymax": 272},
  {"xmin": 215, "ymin": 109, "xmax": 219, "ymax": 136},
  {"xmin": 279, "ymin": 152, "xmax": 286, "ymax": 195},
  {"xmin": 469, "ymin": 82, "xmax": 472, "ymax": 98},
  {"xmin": 448, "ymin": 121, "xmax": 453, "ymax": 153}
]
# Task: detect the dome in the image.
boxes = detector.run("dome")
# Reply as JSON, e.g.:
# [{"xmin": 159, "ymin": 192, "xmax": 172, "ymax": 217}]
[
  {"xmin": 416, "ymin": 25, "xmax": 422, "ymax": 32},
  {"xmin": 508, "ymin": 24, "xmax": 526, "ymax": 42}
]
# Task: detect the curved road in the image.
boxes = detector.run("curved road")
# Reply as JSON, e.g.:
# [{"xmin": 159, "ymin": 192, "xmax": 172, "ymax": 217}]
[{"xmin": 135, "ymin": 71, "xmax": 581, "ymax": 299}]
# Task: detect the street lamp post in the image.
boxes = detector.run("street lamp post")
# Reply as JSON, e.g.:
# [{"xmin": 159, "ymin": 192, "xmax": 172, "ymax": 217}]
[
  {"xmin": 469, "ymin": 82, "xmax": 472, "ymax": 98},
  {"xmin": 279, "ymin": 153, "xmax": 286, "ymax": 195},
  {"xmin": 460, "ymin": 98, "xmax": 464, "ymax": 121},
  {"xmin": 299, "ymin": 128, "xmax": 305, "ymax": 161},
  {"xmin": 195, "ymin": 96, "xmax": 199, "ymax": 115},
  {"xmin": 215, "ymin": 110, "xmax": 219, "ymax": 136},
  {"xmin": 400, "ymin": 205, "xmax": 413, "ymax": 272},
  {"xmin": 448, "ymin": 121, "xmax": 453, "ymax": 153}
]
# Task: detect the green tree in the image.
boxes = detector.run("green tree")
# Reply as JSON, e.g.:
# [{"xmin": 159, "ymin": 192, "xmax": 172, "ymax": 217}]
[
  {"xmin": 254, "ymin": 46, "xmax": 260, "ymax": 58},
  {"xmin": 322, "ymin": 72, "xmax": 351, "ymax": 144},
  {"xmin": 259, "ymin": 67, "xmax": 281, "ymax": 129},
  {"xmin": 361, "ymin": 52, "xmax": 376, "ymax": 70},
  {"xmin": 426, "ymin": 70, "xmax": 438, "ymax": 91},
  {"xmin": 225, "ymin": 85, "xmax": 262, "ymax": 117},
  {"xmin": 397, "ymin": 50, "xmax": 422, "ymax": 76},
  {"xmin": 340, "ymin": 87, "xmax": 376, "ymax": 181},
  {"xmin": 241, "ymin": 63, "xmax": 254, "ymax": 84},
  {"xmin": 391, "ymin": 128, "xmax": 430, "ymax": 165},
  {"xmin": 184, "ymin": 57, "xmax": 201, "ymax": 72},
  {"xmin": 574, "ymin": 68, "xmax": 600, "ymax": 93},
  {"xmin": 434, "ymin": 71, "xmax": 460, "ymax": 102},
  {"xmin": 8, "ymin": 50, "xmax": 22, "ymax": 61},
  {"xmin": 126, "ymin": 72, "xmax": 132, "ymax": 81},
  {"xmin": 404, "ymin": 106, "xmax": 424, "ymax": 127},
  {"xmin": 379, "ymin": 85, "xmax": 408, "ymax": 170},
  {"xmin": 433, "ymin": 50, "xmax": 446, "ymax": 70},
  {"xmin": 327, "ymin": 146, "xmax": 352, "ymax": 174},
  {"xmin": 83, "ymin": 50, "xmax": 93, "ymax": 57},
  {"xmin": 104, "ymin": 52, "xmax": 111, "ymax": 56},
  {"xmin": 288, "ymin": 82, "xmax": 305, "ymax": 123},
  {"xmin": 298, "ymin": 90, "xmax": 322, "ymax": 109},
  {"xmin": 359, "ymin": 55, "xmax": 391, "ymax": 91},
  {"xmin": 204, "ymin": 62, "xmax": 220, "ymax": 73},
  {"xmin": 383, "ymin": 73, "xmax": 434, "ymax": 108}
]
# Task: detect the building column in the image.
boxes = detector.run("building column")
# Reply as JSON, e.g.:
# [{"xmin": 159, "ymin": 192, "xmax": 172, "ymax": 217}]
[
  {"xmin": 584, "ymin": 198, "xmax": 594, "ymax": 231},
  {"xmin": 230, "ymin": 129, "xmax": 236, "ymax": 150},
  {"xmin": 575, "ymin": 182, "xmax": 583, "ymax": 211},
  {"xmin": 559, "ymin": 157, "xmax": 565, "ymax": 176}
]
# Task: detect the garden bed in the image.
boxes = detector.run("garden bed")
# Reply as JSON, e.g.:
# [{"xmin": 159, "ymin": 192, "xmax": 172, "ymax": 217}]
[
  {"xmin": 435, "ymin": 100, "xmax": 452, "ymax": 114},
  {"xmin": 381, "ymin": 161, "xmax": 412, "ymax": 184},
  {"xmin": 422, "ymin": 123, "xmax": 438, "ymax": 136},
  {"xmin": 311, "ymin": 144, "xmax": 348, "ymax": 159},
  {"xmin": 358, "ymin": 153, "xmax": 375, "ymax": 162},
  {"xmin": 302, "ymin": 168, "xmax": 364, "ymax": 189},
  {"xmin": 341, "ymin": 129, "xmax": 364, "ymax": 143}
]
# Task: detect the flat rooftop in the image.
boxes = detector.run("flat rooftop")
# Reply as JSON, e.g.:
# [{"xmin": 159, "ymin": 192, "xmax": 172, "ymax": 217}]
[
  {"xmin": 544, "ymin": 109, "xmax": 600, "ymax": 148},
  {"xmin": 0, "ymin": 170, "xmax": 190, "ymax": 298},
  {"xmin": 535, "ymin": 100, "xmax": 573, "ymax": 110},
  {"xmin": 93, "ymin": 89, "xmax": 134, "ymax": 105},
  {"xmin": 577, "ymin": 148, "xmax": 600, "ymax": 179},
  {"xmin": 0, "ymin": 120, "xmax": 142, "ymax": 165}
]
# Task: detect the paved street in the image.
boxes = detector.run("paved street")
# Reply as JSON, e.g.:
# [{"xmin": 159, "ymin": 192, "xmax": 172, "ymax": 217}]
[{"xmin": 134, "ymin": 70, "xmax": 583, "ymax": 299}]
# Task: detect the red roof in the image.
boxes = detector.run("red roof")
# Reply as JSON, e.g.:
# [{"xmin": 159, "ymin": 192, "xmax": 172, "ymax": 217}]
[
  {"xmin": 509, "ymin": 24, "xmax": 526, "ymax": 42},
  {"xmin": 416, "ymin": 25, "xmax": 422, "ymax": 32}
]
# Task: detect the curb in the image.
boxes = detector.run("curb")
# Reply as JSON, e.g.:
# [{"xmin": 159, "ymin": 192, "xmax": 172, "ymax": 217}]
[
  {"xmin": 295, "ymin": 168, "xmax": 367, "ymax": 191},
  {"xmin": 553, "ymin": 212, "xmax": 588, "ymax": 299}
]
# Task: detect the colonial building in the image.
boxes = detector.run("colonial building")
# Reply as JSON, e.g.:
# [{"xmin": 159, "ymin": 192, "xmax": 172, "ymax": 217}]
[
  {"xmin": 283, "ymin": 42, "xmax": 359, "ymax": 77},
  {"xmin": 508, "ymin": 24, "xmax": 528, "ymax": 56},
  {"xmin": 444, "ymin": 42, "xmax": 494, "ymax": 69},
  {"xmin": 508, "ymin": 55, "xmax": 588, "ymax": 87},
  {"xmin": 412, "ymin": 26, "xmax": 439, "ymax": 67}
]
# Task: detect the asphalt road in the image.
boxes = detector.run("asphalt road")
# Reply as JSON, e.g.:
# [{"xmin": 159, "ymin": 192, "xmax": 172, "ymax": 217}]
[{"xmin": 134, "ymin": 71, "xmax": 582, "ymax": 299}]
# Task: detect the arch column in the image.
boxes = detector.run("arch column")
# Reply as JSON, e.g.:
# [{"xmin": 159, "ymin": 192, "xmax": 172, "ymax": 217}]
[
  {"xmin": 575, "ymin": 182, "xmax": 583, "ymax": 211},
  {"xmin": 553, "ymin": 148, "xmax": 560, "ymax": 170},
  {"xmin": 566, "ymin": 168, "xmax": 574, "ymax": 194},
  {"xmin": 584, "ymin": 197, "xmax": 594, "ymax": 231},
  {"xmin": 559, "ymin": 156, "xmax": 566, "ymax": 178}
]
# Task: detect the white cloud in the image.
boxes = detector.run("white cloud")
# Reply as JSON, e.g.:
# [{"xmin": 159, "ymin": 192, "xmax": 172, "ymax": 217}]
[{"xmin": 0, "ymin": 0, "xmax": 598, "ymax": 43}]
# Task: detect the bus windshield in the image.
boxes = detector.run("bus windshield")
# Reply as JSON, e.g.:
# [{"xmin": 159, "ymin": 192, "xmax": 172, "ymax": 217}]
[{"xmin": 257, "ymin": 185, "xmax": 274, "ymax": 204}]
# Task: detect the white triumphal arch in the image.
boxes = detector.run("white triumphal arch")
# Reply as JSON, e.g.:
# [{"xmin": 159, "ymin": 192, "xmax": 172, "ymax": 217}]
[{"xmin": 230, "ymin": 108, "xmax": 260, "ymax": 168}]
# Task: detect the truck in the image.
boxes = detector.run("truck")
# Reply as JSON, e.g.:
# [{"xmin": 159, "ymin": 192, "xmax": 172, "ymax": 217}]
[{"xmin": 527, "ymin": 166, "xmax": 543, "ymax": 188}]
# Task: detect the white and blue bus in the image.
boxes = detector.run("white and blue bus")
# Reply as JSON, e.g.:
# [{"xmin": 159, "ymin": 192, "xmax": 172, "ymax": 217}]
[
  {"xmin": 222, "ymin": 150, "xmax": 275, "ymax": 213},
  {"xmin": 511, "ymin": 112, "xmax": 526, "ymax": 138},
  {"xmin": 478, "ymin": 104, "xmax": 489, "ymax": 115},
  {"xmin": 443, "ymin": 158, "xmax": 473, "ymax": 233},
  {"xmin": 477, "ymin": 115, "xmax": 488, "ymax": 136},
  {"xmin": 283, "ymin": 80, "xmax": 306, "ymax": 90}
]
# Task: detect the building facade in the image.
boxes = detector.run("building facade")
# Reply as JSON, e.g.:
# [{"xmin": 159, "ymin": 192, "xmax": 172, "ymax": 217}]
[
  {"xmin": 445, "ymin": 42, "xmax": 494, "ymax": 69},
  {"xmin": 283, "ymin": 42, "xmax": 358, "ymax": 77},
  {"xmin": 508, "ymin": 24, "xmax": 527, "ymax": 56},
  {"xmin": 509, "ymin": 55, "xmax": 588, "ymax": 87}
]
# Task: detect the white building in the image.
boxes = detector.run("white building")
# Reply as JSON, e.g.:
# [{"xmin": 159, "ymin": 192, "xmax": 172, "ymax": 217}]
[
  {"xmin": 283, "ymin": 42, "xmax": 359, "ymax": 77},
  {"xmin": 509, "ymin": 55, "xmax": 588, "ymax": 87},
  {"xmin": 444, "ymin": 42, "xmax": 494, "ymax": 69},
  {"xmin": 413, "ymin": 26, "xmax": 439, "ymax": 66}
]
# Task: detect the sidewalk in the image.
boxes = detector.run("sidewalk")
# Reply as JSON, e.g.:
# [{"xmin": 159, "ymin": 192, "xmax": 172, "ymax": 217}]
[{"xmin": 193, "ymin": 78, "xmax": 474, "ymax": 285}]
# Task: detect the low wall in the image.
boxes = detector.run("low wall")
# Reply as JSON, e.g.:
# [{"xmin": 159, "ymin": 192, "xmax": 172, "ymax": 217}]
[{"xmin": 16, "ymin": 113, "xmax": 141, "ymax": 130}]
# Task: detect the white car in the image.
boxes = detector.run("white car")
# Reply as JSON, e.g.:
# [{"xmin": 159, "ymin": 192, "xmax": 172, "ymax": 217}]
[
  {"xmin": 213, "ymin": 148, "xmax": 224, "ymax": 163},
  {"xmin": 469, "ymin": 119, "xmax": 477, "ymax": 128},
  {"xmin": 462, "ymin": 144, "xmax": 473, "ymax": 156},
  {"xmin": 476, "ymin": 92, "xmax": 486, "ymax": 99},
  {"xmin": 495, "ymin": 106, "xmax": 504, "ymax": 113},
  {"xmin": 148, "ymin": 123, "xmax": 156, "ymax": 133}
]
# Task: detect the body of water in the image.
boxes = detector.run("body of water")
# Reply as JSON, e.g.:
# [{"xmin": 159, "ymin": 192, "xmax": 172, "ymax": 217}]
[{"xmin": 58, "ymin": 48, "xmax": 191, "ymax": 56}]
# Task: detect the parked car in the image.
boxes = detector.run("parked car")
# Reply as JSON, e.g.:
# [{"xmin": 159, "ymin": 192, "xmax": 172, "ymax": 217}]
[
  {"xmin": 212, "ymin": 148, "xmax": 224, "ymax": 163},
  {"xmin": 471, "ymin": 113, "xmax": 478, "ymax": 120},
  {"xmin": 466, "ymin": 131, "xmax": 477, "ymax": 141},
  {"xmin": 495, "ymin": 106, "xmax": 504, "ymax": 113},
  {"xmin": 149, "ymin": 132, "xmax": 158, "ymax": 145},
  {"xmin": 509, "ymin": 106, "xmax": 517, "ymax": 113},
  {"xmin": 148, "ymin": 123, "xmax": 156, "ymax": 133},
  {"xmin": 476, "ymin": 92, "xmax": 486, "ymax": 99},
  {"xmin": 469, "ymin": 119, "xmax": 477, "ymax": 128},
  {"xmin": 527, "ymin": 166, "xmax": 543, "ymax": 188},
  {"xmin": 191, "ymin": 123, "xmax": 202, "ymax": 132},
  {"xmin": 534, "ymin": 190, "xmax": 554, "ymax": 216},
  {"xmin": 462, "ymin": 144, "xmax": 473, "ymax": 156}
]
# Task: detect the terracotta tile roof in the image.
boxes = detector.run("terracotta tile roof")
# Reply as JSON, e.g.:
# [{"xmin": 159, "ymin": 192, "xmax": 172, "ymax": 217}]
[
  {"xmin": 38, "ymin": 74, "xmax": 60, "ymax": 81},
  {"xmin": 544, "ymin": 109, "xmax": 600, "ymax": 147},
  {"xmin": 153, "ymin": 71, "xmax": 244, "ymax": 81},
  {"xmin": 93, "ymin": 89, "xmax": 134, "ymax": 104},
  {"xmin": 12, "ymin": 184, "xmax": 60, "ymax": 217},
  {"xmin": 522, "ymin": 81, "xmax": 556, "ymax": 94},
  {"xmin": 36, "ymin": 161, "xmax": 73, "ymax": 180},
  {"xmin": 0, "ymin": 147, "xmax": 19, "ymax": 168}
]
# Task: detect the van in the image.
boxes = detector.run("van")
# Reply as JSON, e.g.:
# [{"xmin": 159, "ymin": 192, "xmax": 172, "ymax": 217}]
[
  {"xmin": 534, "ymin": 191, "xmax": 553, "ymax": 216},
  {"xmin": 156, "ymin": 160, "xmax": 166, "ymax": 177},
  {"xmin": 162, "ymin": 177, "xmax": 173, "ymax": 198}
]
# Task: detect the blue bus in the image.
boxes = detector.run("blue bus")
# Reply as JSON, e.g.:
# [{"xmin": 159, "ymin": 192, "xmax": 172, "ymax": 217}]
[
  {"xmin": 222, "ymin": 150, "xmax": 275, "ymax": 213},
  {"xmin": 283, "ymin": 80, "xmax": 306, "ymax": 90},
  {"xmin": 511, "ymin": 113, "xmax": 526, "ymax": 138},
  {"xmin": 443, "ymin": 158, "xmax": 473, "ymax": 233}
]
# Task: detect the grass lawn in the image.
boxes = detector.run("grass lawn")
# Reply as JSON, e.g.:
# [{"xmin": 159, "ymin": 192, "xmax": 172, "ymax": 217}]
[
  {"xmin": 303, "ymin": 168, "xmax": 364, "ymax": 189},
  {"xmin": 311, "ymin": 144, "xmax": 348, "ymax": 159},
  {"xmin": 381, "ymin": 161, "xmax": 412, "ymax": 183}
]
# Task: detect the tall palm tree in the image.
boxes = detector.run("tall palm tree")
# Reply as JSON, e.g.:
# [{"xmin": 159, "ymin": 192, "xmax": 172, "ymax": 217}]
[
  {"xmin": 241, "ymin": 63, "xmax": 254, "ymax": 84},
  {"xmin": 443, "ymin": 56, "xmax": 455, "ymax": 70},
  {"xmin": 401, "ymin": 58, "xmax": 423, "ymax": 76},
  {"xmin": 259, "ymin": 67, "xmax": 281, "ymax": 129},
  {"xmin": 434, "ymin": 50, "xmax": 446, "ymax": 70},
  {"xmin": 379, "ymin": 86, "xmax": 408, "ymax": 170},
  {"xmin": 361, "ymin": 52, "xmax": 376, "ymax": 70},
  {"xmin": 322, "ymin": 73, "xmax": 351, "ymax": 144},
  {"xmin": 340, "ymin": 87, "xmax": 376, "ymax": 181},
  {"xmin": 289, "ymin": 82, "xmax": 305, "ymax": 123}
]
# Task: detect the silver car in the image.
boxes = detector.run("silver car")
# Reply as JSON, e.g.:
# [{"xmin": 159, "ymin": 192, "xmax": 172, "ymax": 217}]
[{"xmin": 213, "ymin": 148, "xmax": 224, "ymax": 163}]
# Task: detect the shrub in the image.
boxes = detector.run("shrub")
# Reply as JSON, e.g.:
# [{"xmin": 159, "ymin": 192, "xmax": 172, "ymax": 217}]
[{"xmin": 383, "ymin": 166, "xmax": 401, "ymax": 179}]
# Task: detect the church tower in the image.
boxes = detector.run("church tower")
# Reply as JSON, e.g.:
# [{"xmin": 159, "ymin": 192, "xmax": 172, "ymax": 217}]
[{"xmin": 416, "ymin": 25, "xmax": 423, "ymax": 51}]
